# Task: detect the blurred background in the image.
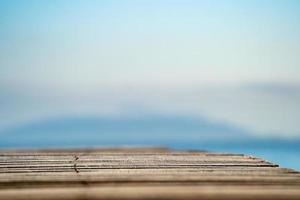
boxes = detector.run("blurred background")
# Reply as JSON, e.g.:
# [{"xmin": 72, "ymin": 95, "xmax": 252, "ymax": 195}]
[{"xmin": 0, "ymin": 0, "xmax": 300, "ymax": 170}]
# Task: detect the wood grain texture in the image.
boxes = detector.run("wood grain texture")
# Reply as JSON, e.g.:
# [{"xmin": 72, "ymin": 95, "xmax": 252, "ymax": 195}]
[{"xmin": 0, "ymin": 148, "xmax": 299, "ymax": 200}]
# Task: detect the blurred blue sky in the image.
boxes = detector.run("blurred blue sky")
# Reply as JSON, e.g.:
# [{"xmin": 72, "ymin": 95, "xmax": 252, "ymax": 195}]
[{"xmin": 0, "ymin": 0, "xmax": 300, "ymax": 140}]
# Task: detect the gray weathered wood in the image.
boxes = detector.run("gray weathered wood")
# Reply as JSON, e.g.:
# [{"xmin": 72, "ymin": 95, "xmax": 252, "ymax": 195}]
[{"xmin": 0, "ymin": 148, "xmax": 299, "ymax": 199}]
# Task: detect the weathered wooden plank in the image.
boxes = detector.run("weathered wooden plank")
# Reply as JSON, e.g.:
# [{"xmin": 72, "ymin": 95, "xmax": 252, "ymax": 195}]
[
  {"xmin": 1, "ymin": 185, "xmax": 300, "ymax": 200},
  {"xmin": 0, "ymin": 148, "xmax": 299, "ymax": 199}
]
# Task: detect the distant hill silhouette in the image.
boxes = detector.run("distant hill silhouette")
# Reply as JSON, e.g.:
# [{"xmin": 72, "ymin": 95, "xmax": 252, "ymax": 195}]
[
  {"xmin": 0, "ymin": 115, "xmax": 254, "ymax": 148},
  {"xmin": 1, "ymin": 114, "xmax": 299, "ymax": 149}
]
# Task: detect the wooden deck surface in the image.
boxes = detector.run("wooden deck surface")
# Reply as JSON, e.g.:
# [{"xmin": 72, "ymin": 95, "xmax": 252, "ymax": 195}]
[{"xmin": 0, "ymin": 148, "xmax": 299, "ymax": 200}]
